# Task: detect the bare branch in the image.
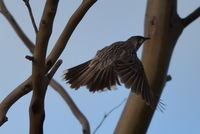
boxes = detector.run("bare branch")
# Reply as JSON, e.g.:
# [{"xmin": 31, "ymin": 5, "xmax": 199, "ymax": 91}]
[
  {"xmin": 0, "ymin": 77, "xmax": 32, "ymax": 126},
  {"xmin": 45, "ymin": 0, "xmax": 97, "ymax": 71},
  {"xmin": 50, "ymin": 79, "xmax": 91, "ymax": 134},
  {"xmin": 0, "ymin": 76, "xmax": 90, "ymax": 133},
  {"xmin": 0, "ymin": 0, "xmax": 35, "ymax": 53},
  {"xmin": 115, "ymin": 2, "xmax": 200, "ymax": 134},
  {"xmin": 93, "ymin": 98, "xmax": 127, "ymax": 134},
  {"xmin": 25, "ymin": 55, "xmax": 34, "ymax": 61},
  {"xmin": 29, "ymin": 0, "xmax": 59, "ymax": 133},
  {"xmin": 182, "ymin": 7, "xmax": 200, "ymax": 28},
  {"xmin": 0, "ymin": 1, "xmax": 96, "ymax": 133},
  {"xmin": 29, "ymin": 1, "xmax": 98, "ymax": 131},
  {"xmin": 47, "ymin": 59, "xmax": 62, "ymax": 79},
  {"xmin": 22, "ymin": 0, "xmax": 38, "ymax": 34},
  {"xmin": 166, "ymin": 75, "xmax": 172, "ymax": 82}
]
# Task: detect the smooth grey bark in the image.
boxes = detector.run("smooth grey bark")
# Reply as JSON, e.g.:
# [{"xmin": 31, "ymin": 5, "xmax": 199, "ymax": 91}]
[{"xmin": 114, "ymin": 1, "xmax": 200, "ymax": 134}]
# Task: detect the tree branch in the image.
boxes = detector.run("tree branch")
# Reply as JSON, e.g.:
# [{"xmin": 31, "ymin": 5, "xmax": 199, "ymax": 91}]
[
  {"xmin": 45, "ymin": 0, "xmax": 97, "ymax": 71},
  {"xmin": 0, "ymin": 76, "xmax": 91, "ymax": 133},
  {"xmin": 0, "ymin": 0, "xmax": 35, "ymax": 53},
  {"xmin": 25, "ymin": 55, "xmax": 34, "ymax": 61},
  {"xmin": 29, "ymin": 0, "xmax": 59, "ymax": 133},
  {"xmin": 182, "ymin": 7, "xmax": 200, "ymax": 28},
  {"xmin": 46, "ymin": 59, "xmax": 62, "ymax": 79},
  {"xmin": 0, "ymin": 77, "xmax": 32, "ymax": 126},
  {"xmin": 50, "ymin": 79, "xmax": 91, "ymax": 134},
  {"xmin": 22, "ymin": 0, "xmax": 38, "ymax": 34},
  {"xmin": 114, "ymin": 1, "xmax": 200, "ymax": 134},
  {"xmin": 0, "ymin": 0, "xmax": 96, "ymax": 134},
  {"xmin": 0, "ymin": 1, "xmax": 95, "ymax": 133}
]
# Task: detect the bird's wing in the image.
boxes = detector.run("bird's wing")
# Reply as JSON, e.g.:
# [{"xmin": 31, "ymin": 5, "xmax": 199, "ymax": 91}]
[
  {"xmin": 63, "ymin": 59, "xmax": 120, "ymax": 92},
  {"xmin": 84, "ymin": 43, "xmax": 126, "ymax": 91},
  {"xmin": 86, "ymin": 62, "xmax": 121, "ymax": 92},
  {"xmin": 115, "ymin": 57, "xmax": 154, "ymax": 105},
  {"xmin": 63, "ymin": 60, "xmax": 92, "ymax": 89}
]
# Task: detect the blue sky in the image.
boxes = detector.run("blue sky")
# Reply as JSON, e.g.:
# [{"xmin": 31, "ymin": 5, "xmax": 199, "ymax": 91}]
[{"xmin": 0, "ymin": 0, "xmax": 200, "ymax": 134}]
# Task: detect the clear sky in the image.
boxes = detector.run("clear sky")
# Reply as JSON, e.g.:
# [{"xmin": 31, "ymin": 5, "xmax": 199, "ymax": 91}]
[{"xmin": 0, "ymin": 0, "xmax": 200, "ymax": 134}]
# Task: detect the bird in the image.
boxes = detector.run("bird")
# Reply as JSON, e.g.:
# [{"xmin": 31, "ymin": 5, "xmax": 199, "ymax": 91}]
[{"xmin": 63, "ymin": 36, "xmax": 156, "ymax": 107}]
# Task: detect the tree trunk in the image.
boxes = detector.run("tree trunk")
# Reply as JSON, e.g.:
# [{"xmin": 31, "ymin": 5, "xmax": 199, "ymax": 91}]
[{"xmin": 114, "ymin": 0, "xmax": 185, "ymax": 133}]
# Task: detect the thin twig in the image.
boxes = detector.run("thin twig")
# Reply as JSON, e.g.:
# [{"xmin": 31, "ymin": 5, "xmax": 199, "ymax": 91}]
[
  {"xmin": 93, "ymin": 98, "xmax": 127, "ymax": 134},
  {"xmin": 22, "ymin": 0, "xmax": 38, "ymax": 34}
]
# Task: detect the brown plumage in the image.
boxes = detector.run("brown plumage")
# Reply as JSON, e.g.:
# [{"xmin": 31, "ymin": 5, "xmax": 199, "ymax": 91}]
[{"xmin": 63, "ymin": 36, "xmax": 156, "ymax": 106}]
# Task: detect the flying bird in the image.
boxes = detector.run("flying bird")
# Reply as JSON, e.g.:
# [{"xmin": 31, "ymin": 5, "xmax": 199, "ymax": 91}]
[{"xmin": 63, "ymin": 36, "xmax": 156, "ymax": 107}]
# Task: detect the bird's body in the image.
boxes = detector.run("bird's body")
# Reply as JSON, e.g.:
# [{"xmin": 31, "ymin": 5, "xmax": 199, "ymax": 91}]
[{"xmin": 63, "ymin": 36, "xmax": 155, "ymax": 106}]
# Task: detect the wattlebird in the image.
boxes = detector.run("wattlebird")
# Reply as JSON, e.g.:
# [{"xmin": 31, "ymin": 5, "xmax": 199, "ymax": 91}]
[{"xmin": 63, "ymin": 36, "xmax": 157, "ymax": 107}]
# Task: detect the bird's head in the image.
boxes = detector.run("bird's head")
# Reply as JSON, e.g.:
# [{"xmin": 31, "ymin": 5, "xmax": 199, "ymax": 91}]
[{"xmin": 127, "ymin": 36, "xmax": 150, "ymax": 51}]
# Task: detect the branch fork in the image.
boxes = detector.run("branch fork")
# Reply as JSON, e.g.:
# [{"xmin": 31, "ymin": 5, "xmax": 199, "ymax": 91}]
[{"xmin": 0, "ymin": 0, "xmax": 97, "ymax": 133}]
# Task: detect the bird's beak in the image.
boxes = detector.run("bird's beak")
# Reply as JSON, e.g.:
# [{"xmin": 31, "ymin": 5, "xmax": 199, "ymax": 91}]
[{"xmin": 144, "ymin": 37, "xmax": 150, "ymax": 40}]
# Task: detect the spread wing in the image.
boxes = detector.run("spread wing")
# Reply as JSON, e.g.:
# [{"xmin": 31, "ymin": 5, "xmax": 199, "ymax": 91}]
[
  {"xmin": 115, "ymin": 57, "xmax": 154, "ymax": 105},
  {"xmin": 63, "ymin": 59, "xmax": 120, "ymax": 92},
  {"xmin": 63, "ymin": 42, "xmax": 124, "ymax": 92}
]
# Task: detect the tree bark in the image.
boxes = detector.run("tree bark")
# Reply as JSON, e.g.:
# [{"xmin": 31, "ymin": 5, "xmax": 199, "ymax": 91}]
[
  {"xmin": 29, "ymin": 0, "xmax": 59, "ymax": 134},
  {"xmin": 114, "ymin": 1, "xmax": 199, "ymax": 134},
  {"xmin": 0, "ymin": 1, "xmax": 96, "ymax": 133}
]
